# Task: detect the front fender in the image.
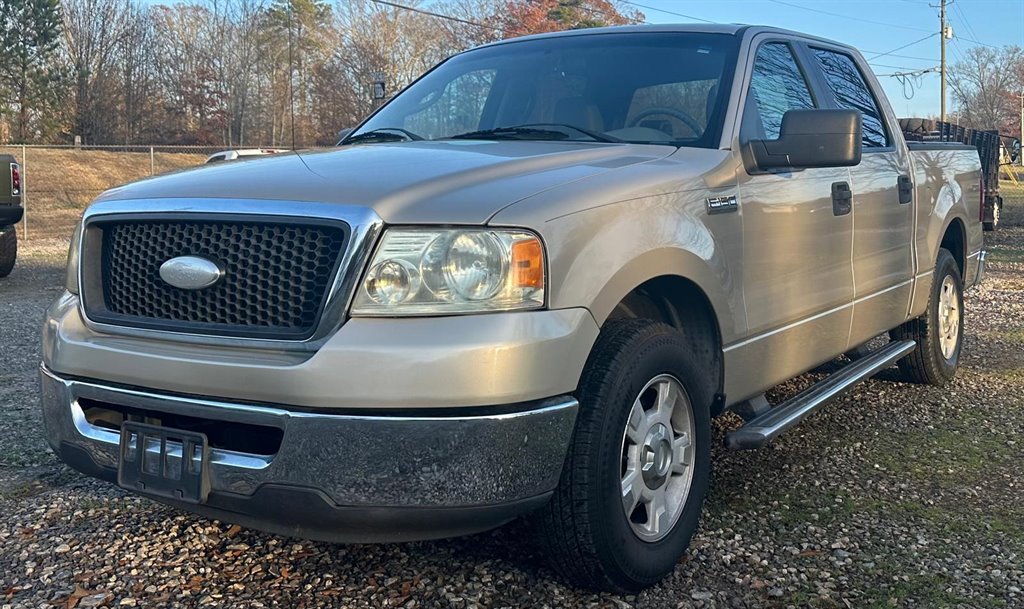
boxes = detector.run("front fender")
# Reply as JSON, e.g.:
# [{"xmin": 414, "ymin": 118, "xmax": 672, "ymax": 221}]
[{"xmin": 538, "ymin": 192, "xmax": 744, "ymax": 343}]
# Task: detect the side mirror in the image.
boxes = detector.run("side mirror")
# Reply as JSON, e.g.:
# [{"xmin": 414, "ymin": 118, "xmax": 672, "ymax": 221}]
[
  {"xmin": 336, "ymin": 127, "xmax": 354, "ymax": 145},
  {"xmin": 747, "ymin": 109, "xmax": 862, "ymax": 171},
  {"xmin": 1011, "ymin": 139, "xmax": 1021, "ymax": 163}
]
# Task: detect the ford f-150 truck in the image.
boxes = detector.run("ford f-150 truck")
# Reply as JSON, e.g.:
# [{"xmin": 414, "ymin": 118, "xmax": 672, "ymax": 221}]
[
  {"xmin": 0, "ymin": 154, "xmax": 22, "ymax": 277},
  {"xmin": 41, "ymin": 25, "xmax": 985, "ymax": 591}
]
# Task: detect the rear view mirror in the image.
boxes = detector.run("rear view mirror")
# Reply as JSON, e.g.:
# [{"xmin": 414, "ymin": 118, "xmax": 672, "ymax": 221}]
[{"xmin": 747, "ymin": 109, "xmax": 862, "ymax": 171}]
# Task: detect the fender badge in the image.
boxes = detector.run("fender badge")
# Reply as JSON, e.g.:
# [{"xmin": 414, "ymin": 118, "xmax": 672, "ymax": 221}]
[{"xmin": 706, "ymin": 195, "xmax": 738, "ymax": 214}]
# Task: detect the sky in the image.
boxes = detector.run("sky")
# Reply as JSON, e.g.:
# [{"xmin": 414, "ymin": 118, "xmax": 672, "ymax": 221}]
[{"xmin": 634, "ymin": 0, "xmax": 1024, "ymax": 118}]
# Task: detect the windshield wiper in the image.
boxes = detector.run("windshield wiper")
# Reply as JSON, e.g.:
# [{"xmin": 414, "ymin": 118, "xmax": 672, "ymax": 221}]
[
  {"xmin": 343, "ymin": 128, "xmax": 423, "ymax": 145},
  {"xmin": 449, "ymin": 126, "xmax": 572, "ymax": 141},
  {"xmin": 518, "ymin": 123, "xmax": 622, "ymax": 143},
  {"xmin": 450, "ymin": 124, "xmax": 618, "ymax": 143}
]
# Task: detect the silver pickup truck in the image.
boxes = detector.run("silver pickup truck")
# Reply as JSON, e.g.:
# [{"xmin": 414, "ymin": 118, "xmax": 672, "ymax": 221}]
[{"xmin": 41, "ymin": 25, "xmax": 985, "ymax": 591}]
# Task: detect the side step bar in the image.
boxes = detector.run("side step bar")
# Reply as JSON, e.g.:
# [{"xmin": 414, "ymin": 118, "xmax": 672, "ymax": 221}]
[{"xmin": 726, "ymin": 339, "xmax": 916, "ymax": 450}]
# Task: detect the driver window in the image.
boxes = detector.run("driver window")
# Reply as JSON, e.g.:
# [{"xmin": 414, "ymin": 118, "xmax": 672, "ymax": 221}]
[
  {"xmin": 746, "ymin": 42, "xmax": 815, "ymax": 139},
  {"xmin": 404, "ymin": 69, "xmax": 496, "ymax": 139},
  {"xmin": 626, "ymin": 80, "xmax": 716, "ymax": 139}
]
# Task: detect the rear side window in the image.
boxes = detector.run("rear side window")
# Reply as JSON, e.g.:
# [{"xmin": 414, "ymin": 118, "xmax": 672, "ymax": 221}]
[
  {"xmin": 747, "ymin": 42, "xmax": 815, "ymax": 139},
  {"xmin": 811, "ymin": 49, "xmax": 890, "ymax": 148}
]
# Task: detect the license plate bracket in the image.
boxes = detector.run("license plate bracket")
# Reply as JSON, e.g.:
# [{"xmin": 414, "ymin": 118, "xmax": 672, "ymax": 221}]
[{"xmin": 118, "ymin": 421, "xmax": 210, "ymax": 504}]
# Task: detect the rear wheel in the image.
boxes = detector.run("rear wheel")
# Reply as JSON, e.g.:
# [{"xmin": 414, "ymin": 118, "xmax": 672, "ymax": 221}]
[
  {"xmin": 0, "ymin": 226, "xmax": 16, "ymax": 278},
  {"xmin": 536, "ymin": 319, "xmax": 712, "ymax": 592},
  {"xmin": 890, "ymin": 248, "xmax": 963, "ymax": 385},
  {"xmin": 983, "ymin": 198, "xmax": 1001, "ymax": 231}
]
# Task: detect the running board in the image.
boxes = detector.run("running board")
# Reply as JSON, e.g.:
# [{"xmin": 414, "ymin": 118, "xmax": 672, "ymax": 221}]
[{"xmin": 725, "ymin": 340, "xmax": 916, "ymax": 450}]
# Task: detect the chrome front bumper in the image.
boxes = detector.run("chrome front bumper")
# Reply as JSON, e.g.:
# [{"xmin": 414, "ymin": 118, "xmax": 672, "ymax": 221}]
[{"xmin": 40, "ymin": 366, "xmax": 578, "ymax": 542}]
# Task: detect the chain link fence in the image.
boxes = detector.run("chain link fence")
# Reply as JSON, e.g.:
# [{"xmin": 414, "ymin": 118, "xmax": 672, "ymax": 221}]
[
  {"xmin": 3, "ymin": 143, "xmax": 1023, "ymax": 245},
  {"xmin": 0, "ymin": 144, "xmax": 332, "ymax": 243}
]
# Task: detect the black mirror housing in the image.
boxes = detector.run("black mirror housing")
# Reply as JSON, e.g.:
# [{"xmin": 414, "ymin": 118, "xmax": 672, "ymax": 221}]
[{"xmin": 747, "ymin": 109, "xmax": 863, "ymax": 171}]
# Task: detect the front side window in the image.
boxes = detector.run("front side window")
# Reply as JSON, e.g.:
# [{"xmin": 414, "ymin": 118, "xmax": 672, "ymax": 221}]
[
  {"xmin": 811, "ymin": 48, "xmax": 890, "ymax": 148},
  {"xmin": 347, "ymin": 33, "xmax": 740, "ymax": 148},
  {"xmin": 747, "ymin": 42, "xmax": 815, "ymax": 139}
]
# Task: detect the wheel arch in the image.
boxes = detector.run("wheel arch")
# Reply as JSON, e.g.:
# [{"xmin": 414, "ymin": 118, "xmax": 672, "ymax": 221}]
[
  {"xmin": 939, "ymin": 216, "xmax": 966, "ymax": 277},
  {"xmin": 590, "ymin": 253, "xmax": 730, "ymax": 414}
]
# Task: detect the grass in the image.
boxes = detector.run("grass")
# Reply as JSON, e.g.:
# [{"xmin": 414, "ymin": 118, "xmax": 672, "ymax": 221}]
[
  {"xmin": 0, "ymin": 147, "xmax": 205, "ymax": 193},
  {"xmin": 862, "ymin": 570, "xmax": 1008, "ymax": 609},
  {"xmin": 0, "ymin": 147, "xmax": 206, "ymax": 241},
  {"xmin": 870, "ymin": 424, "xmax": 1014, "ymax": 486},
  {"xmin": 988, "ymin": 247, "xmax": 1024, "ymax": 265}
]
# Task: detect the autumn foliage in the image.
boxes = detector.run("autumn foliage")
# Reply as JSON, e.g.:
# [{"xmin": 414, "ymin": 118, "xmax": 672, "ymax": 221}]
[
  {"xmin": 0, "ymin": 0, "xmax": 646, "ymax": 147},
  {"xmin": 494, "ymin": 0, "xmax": 643, "ymax": 36}
]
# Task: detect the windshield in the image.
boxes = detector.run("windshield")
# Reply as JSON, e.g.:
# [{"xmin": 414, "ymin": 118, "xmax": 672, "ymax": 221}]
[{"xmin": 347, "ymin": 32, "xmax": 740, "ymax": 147}]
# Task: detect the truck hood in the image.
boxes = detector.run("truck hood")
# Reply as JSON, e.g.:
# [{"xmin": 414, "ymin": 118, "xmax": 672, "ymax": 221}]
[{"xmin": 96, "ymin": 141, "xmax": 676, "ymax": 224}]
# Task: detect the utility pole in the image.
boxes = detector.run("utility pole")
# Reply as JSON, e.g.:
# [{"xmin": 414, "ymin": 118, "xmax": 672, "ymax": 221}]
[{"xmin": 939, "ymin": 0, "xmax": 947, "ymax": 123}]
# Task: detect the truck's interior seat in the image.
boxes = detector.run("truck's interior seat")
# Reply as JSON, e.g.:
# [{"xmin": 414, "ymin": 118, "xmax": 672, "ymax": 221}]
[{"xmin": 553, "ymin": 96, "xmax": 605, "ymax": 132}]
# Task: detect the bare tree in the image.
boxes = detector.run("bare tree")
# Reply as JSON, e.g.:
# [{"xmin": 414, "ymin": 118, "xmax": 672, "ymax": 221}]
[
  {"xmin": 949, "ymin": 45, "xmax": 1024, "ymax": 135},
  {"xmin": 118, "ymin": 2, "xmax": 156, "ymax": 144},
  {"xmin": 9, "ymin": 0, "xmax": 653, "ymax": 145},
  {"xmin": 62, "ymin": 0, "xmax": 132, "ymax": 143}
]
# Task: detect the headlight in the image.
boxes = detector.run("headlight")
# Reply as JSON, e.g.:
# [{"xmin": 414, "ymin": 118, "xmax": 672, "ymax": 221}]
[
  {"xmin": 351, "ymin": 228, "xmax": 545, "ymax": 315},
  {"xmin": 66, "ymin": 220, "xmax": 83, "ymax": 294}
]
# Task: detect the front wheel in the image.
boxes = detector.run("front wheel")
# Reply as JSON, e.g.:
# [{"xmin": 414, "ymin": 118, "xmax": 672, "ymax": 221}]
[
  {"xmin": 0, "ymin": 226, "xmax": 16, "ymax": 278},
  {"xmin": 535, "ymin": 319, "xmax": 712, "ymax": 592},
  {"xmin": 891, "ymin": 248, "xmax": 963, "ymax": 385}
]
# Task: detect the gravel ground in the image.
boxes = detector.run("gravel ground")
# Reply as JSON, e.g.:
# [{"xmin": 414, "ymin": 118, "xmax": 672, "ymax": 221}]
[{"xmin": 2, "ymin": 200, "xmax": 1023, "ymax": 608}]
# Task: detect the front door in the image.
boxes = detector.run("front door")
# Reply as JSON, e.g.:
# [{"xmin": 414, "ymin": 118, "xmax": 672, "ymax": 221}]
[{"xmin": 727, "ymin": 39, "xmax": 855, "ymax": 402}]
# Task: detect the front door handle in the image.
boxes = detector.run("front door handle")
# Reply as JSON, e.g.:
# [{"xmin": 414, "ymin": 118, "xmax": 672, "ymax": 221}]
[
  {"xmin": 832, "ymin": 181, "xmax": 852, "ymax": 216},
  {"xmin": 897, "ymin": 175, "xmax": 913, "ymax": 204}
]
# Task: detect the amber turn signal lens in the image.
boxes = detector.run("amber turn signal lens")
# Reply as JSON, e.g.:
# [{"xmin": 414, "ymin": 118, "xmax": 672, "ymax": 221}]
[{"xmin": 511, "ymin": 237, "xmax": 543, "ymax": 289}]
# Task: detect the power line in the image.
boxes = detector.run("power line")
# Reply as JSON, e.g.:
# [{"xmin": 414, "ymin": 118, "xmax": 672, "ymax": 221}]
[
  {"xmin": 574, "ymin": 1, "xmax": 648, "ymax": 24},
  {"xmin": 956, "ymin": 35, "xmax": 999, "ymax": 49},
  {"xmin": 766, "ymin": 0, "xmax": 932, "ymax": 33},
  {"xmin": 866, "ymin": 32, "xmax": 938, "ymax": 60},
  {"xmin": 884, "ymin": 66, "xmax": 937, "ymax": 99},
  {"xmin": 951, "ymin": 1, "xmax": 981, "ymax": 42},
  {"xmin": 880, "ymin": 66, "xmax": 939, "ymax": 99},
  {"xmin": 368, "ymin": 0, "xmax": 512, "ymax": 34},
  {"xmin": 859, "ymin": 50, "xmax": 939, "ymax": 61},
  {"xmin": 869, "ymin": 61, "xmax": 938, "ymax": 70},
  {"xmin": 620, "ymin": 1, "xmax": 716, "ymax": 24},
  {"xmin": 950, "ymin": 35, "xmax": 967, "ymax": 63}
]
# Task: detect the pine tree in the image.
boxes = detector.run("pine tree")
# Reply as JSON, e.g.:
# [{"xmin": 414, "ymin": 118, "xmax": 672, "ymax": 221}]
[{"xmin": 0, "ymin": 0, "xmax": 63, "ymax": 141}]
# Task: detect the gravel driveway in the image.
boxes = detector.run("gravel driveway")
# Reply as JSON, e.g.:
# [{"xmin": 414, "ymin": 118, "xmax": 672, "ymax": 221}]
[{"xmin": 2, "ymin": 201, "xmax": 1022, "ymax": 608}]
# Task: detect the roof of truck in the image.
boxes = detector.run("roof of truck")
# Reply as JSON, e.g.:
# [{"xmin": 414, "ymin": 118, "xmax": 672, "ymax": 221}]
[{"xmin": 476, "ymin": 24, "xmax": 854, "ymax": 52}]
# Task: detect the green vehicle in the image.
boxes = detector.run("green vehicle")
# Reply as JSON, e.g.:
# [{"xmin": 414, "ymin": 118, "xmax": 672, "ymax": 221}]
[{"xmin": 0, "ymin": 154, "xmax": 23, "ymax": 277}]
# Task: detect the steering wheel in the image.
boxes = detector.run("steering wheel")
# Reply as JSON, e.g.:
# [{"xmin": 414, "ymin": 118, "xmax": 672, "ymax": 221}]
[{"xmin": 627, "ymin": 107, "xmax": 703, "ymax": 137}]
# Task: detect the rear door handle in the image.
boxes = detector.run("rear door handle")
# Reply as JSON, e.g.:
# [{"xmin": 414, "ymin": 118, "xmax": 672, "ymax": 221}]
[
  {"xmin": 897, "ymin": 175, "xmax": 913, "ymax": 204},
  {"xmin": 831, "ymin": 181, "xmax": 852, "ymax": 216}
]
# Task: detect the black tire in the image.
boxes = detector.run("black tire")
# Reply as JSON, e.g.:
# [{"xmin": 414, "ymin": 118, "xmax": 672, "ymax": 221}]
[
  {"xmin": 983, "ymin": 198, "xmax": 1001, "ymax": 232},
  {"xmin": 890, "ymin": 248, "xmax": 963, "ymax": 386},
  {"xmin": 0, "ymin": 226, "xmax": 16, "ymax": 278},
  {"xmin": 535, "ymin": 319, "xmax": 713, "ymax": 592}
]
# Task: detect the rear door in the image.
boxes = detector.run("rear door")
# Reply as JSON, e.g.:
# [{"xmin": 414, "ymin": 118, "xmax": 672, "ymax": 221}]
[{"xmin": 804, "ymin": 45, "xmax": 915, "ymax": 345}]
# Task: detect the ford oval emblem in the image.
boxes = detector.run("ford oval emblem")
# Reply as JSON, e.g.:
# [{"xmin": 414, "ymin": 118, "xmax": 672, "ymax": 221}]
[{"xmin": 159, "ymin": 256, "xmax": 224, "ymax": 290}]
